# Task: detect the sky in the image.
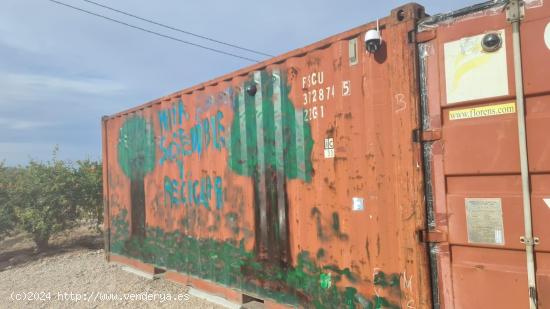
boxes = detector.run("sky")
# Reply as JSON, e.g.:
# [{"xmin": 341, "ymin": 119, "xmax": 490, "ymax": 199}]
[{"xmin": 0, "ymin": 0, "xmax": 480, "ymax": 166}]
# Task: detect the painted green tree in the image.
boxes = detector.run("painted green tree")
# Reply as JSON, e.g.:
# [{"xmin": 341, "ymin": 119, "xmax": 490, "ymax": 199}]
[
  {"xmin": 117, "ymin": 115, "xmax": 156, "ymax": 237},
  {"xmin": 229, "ymin": 69, "xmax": 313, "ymax": 267}
]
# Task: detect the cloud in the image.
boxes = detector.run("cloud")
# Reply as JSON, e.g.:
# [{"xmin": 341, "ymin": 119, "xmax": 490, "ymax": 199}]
[
  {"xmin": 0, "ymin": 142, "xmax": 97, "ymax": 166},
  {"xmin": 0, "ymin": 73, "xmax": 125, "ymax": 99},
  {"xmin": 0, "ymin": 118, "xmax": 57, "ymax": 130},
  {"xmin": 0, "ymin": 0, "xmax": 483, "ymax": 166}
]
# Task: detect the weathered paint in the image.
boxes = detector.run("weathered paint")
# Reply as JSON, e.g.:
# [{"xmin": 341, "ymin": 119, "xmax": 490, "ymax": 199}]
[
  {"xmin": 419, "ymin": 1, "xmax": 550, "ymax": 308},
  {"xmin": 103, "ymin": 4, "xmax": 431, "ymax": 308}
]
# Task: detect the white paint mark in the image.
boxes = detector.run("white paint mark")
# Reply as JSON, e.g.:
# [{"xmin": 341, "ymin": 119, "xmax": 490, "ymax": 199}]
[
  {"xmin": 545, "ymin": 22, "xmax": 550, "ymax": 50},
  {"xmin": 401, "ymin": 271, "xmax": 413, "ymax": 291},
  {"xmin": 394, "ymin": 93, "xmax": 407, "ymax": 113},
  {"xmin": 401, "ymin": 271, "xmax": 415, "ymax": 308},
  {"xmin": 543, "ymin": 198, "xmax": 550, "ymax": 209},
  {"xmin": 352, "ymin": 197, "xmax": 364, "ymax": 211}
]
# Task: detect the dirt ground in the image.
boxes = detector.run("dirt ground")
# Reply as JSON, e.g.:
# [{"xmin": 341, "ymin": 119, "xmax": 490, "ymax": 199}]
[{"xmin": 0, "ymin": 226, "xmax": 227, "ymax": 308}]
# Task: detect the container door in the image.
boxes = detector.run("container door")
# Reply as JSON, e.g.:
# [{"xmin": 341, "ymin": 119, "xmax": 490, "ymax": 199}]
[{"xmin": 419, "ymin": 1, "xmax": 550, "ymax": 308}]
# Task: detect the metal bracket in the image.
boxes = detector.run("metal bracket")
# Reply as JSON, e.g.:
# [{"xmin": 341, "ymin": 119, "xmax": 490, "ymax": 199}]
[
  {"xmin": 506, "ymin": 0, "xmax": 525, "ymax": 23},
  {"xmin": 419, "ymin": 230, "xmax": 448, "ymax": 243},
  {"xmin": 520, "ymin": 236, "xmax": 540, "ymax": 245},
  {"xmin": 415, "ymin": 30, "xmax": 437, "ymax": 43},
  {"xmin": 413, "ymin": 128, "xmax": 442, "ymax": 143},
  {"xmin": 422, "ymin": 129, "xmax": 442, "ymax": 142}
]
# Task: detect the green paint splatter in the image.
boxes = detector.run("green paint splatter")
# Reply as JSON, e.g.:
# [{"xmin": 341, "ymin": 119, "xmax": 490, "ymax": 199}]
[
  {"xmin": 228, "ymin": 70, "xmax": 314, "ymax": 265},
  {"xmin": 311, "ymin": 207, "xmax": 326, "ymax": 240},
  {"xmin": 110, "ymin": 211, "xmax": 401, "ymax": 309},
  {"xmin": 331, "ymin": 212, "xmax": 349, "ymax": 240},
  {"xmin": 320, "ymin": 272, "xmax": 332, "ymax": 289},
  {"xmin": 117, "ymin": 115, "xmax": 156, "ymax": 180},
  {"xmin": 224, "ymin": 212, "xmax": 240, "ymax": 235},
  {"xmin": 228, "ymin": 70, "xmax": 313, "ymax": 181},
  {"xmin": 374, "ymin": 271, "xmax": 401, "ymax": 288},
  {"xmin": 323, "ymin": 265, "xmax": 357, "ymax": 283},
  {"xmin": 316, "ymin": 248, "xmax": 326, "ymax": 260},
  {"xmin": 117, "ymin": 115, "xmax": 156, "ymax": 237}
]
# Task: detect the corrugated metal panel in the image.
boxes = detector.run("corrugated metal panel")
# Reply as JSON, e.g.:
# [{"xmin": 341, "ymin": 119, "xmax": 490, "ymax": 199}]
[
  {"xmin": 420, "ymin": 1, "xmax": 550, "ymax": 308},
  {"xmin": 103, "ymin": 4, "xmax": 431, "ymax": 308}
]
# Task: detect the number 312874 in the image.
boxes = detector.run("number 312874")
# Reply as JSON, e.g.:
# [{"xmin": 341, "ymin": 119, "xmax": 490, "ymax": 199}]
[{"xmin": 303, "ymin": 85, "xmax": 335, "ymax": 105}]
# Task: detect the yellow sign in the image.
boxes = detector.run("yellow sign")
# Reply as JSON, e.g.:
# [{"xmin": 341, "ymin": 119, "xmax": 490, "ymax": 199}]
[{"xmin": 449, "ymin": 102, "xmax": 516, "ymax": 120}]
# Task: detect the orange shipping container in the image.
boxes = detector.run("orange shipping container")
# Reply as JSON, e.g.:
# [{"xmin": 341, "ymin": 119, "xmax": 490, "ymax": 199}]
[
  {"xmin": 102, "ymin": 1, "xmax": 550, "ymax": 307},
  {"xmin": 419, "ymin": 0, "xmax": 550, "ymax": 308}
]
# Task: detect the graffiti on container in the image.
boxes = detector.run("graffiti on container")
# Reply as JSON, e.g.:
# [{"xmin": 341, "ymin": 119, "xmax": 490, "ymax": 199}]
[
  {"xmin": 157, "ymin": 99, "xmax": 190, "ymax": 134},
  {"xmin": 157, "ymin": 99, "xmax": 225, "ymax": 211},
  {"xmin": 228, "ymin": 69, "xmax": 313, "ymax": 266},
  {"xmin": 158, "ymin": 103, "xmax": 225, "ymax": 163},
  {"xmin": 394, "ymin": 93, "xmax": 407, "ymax": 113},
  {"xmin": 163, "ymin": 174, "xmax": 223, "ymax": 210},
  {"xmin": 311, "ymin": 208, "xmax": 349, "ymax": 241},
  {"xmin": 401, "ymin": 270, "xmax": 415, "ymax": 309},
  {"xmin": 117, "ymin": 115, "xmax": 156, "ymax": 237},
  {"xmin": 112, "ymin": 69, "xmax": 405, "ymax": 308},
  {"xmin": 111, "ymin": 209, "xmax": 402, "ymax": 309}
]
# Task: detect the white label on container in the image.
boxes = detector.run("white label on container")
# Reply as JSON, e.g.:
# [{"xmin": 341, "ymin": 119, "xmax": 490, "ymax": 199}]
[
  {"xmin": 543, "ymin": 198, "xmax": 550, "ymax": 209},
  {"xmin": 324, "ymin": 138, "xmax": 334, "ymax": 158},
  {"xmin": 545, "ymin": 22, "xmax": 550, "ymax": 50},
  {"xmin": 465, "ymin": 198, "xmax": 505, "ymax": 245},
  {"xmin": 352, "ymin": 197, "xmax": 364, "ymax": 211},
  {"xmin": 342, "ymin": 81, "xmax": 351, "ymax": 96}
]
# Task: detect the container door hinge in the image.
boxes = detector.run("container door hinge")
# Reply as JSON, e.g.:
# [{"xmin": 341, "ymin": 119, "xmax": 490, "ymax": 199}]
[
  {"xmin": 413, "ymin": 128, "xmax": 442, "ymax": 143},
  {"xmin": 409, "ymin": 29, "xmax": 437, "ymax": 44},
  {"xmin": 506, "ymin": 0, "xmax": 525, "ymax": 23},
  {"xmin": 419, "ymin": 230, "xmax": 448, "ymax": 243},
  {"xmin": 520, "ymin": 236, "xmax": 540, "ymax": 245}
]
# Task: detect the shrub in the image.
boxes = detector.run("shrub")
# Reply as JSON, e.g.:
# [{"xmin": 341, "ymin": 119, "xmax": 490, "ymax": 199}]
[
  {"xmin": 74, "ymin": 159, "xmax": 103, "ymax": 228},
  {"xmin": 0, "ymin": 162, "xmax": 17, "ymax": 237},
  {"xmin": 11, "ymin": 155, "xmax": 78, "ymax": 250},
  {"xmin": 2, "ymin": 147, "xmax": 103, "ymax": 250}
]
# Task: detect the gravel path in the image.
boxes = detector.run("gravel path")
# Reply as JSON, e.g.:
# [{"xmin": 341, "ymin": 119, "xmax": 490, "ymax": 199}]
[{"xmin": 0, "ymin": 228, "xmax": 227, "ymax": 309}]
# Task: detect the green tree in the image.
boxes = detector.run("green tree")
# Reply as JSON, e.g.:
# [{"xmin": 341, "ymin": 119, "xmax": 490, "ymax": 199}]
[
  {"xmin": 73, "ymin": 159, "xmax": 103, "ymax": 228},
  {"xmin": 117, "ymin": 116, "xmax": 156, "ymax": 237},
  {"xmin": 228, "ymin": 70, "xmax": 313, "ymax": 266},
  {"xmin": 11, "ymin": 153, "xmax": 78, "ymax": 250},
  {"xmin": 0, "ymin": 162, "xmax": 17, "ymax": 238}
]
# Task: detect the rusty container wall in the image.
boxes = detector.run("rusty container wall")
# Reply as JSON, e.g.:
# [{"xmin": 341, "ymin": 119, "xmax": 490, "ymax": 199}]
[
  {"xmin": 419, "ymin": 1, "xmax": 550, "ymax": 308},
  {"xmin": 102, "ymin": 4, "xmax": 431, "ymax": 308}
]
